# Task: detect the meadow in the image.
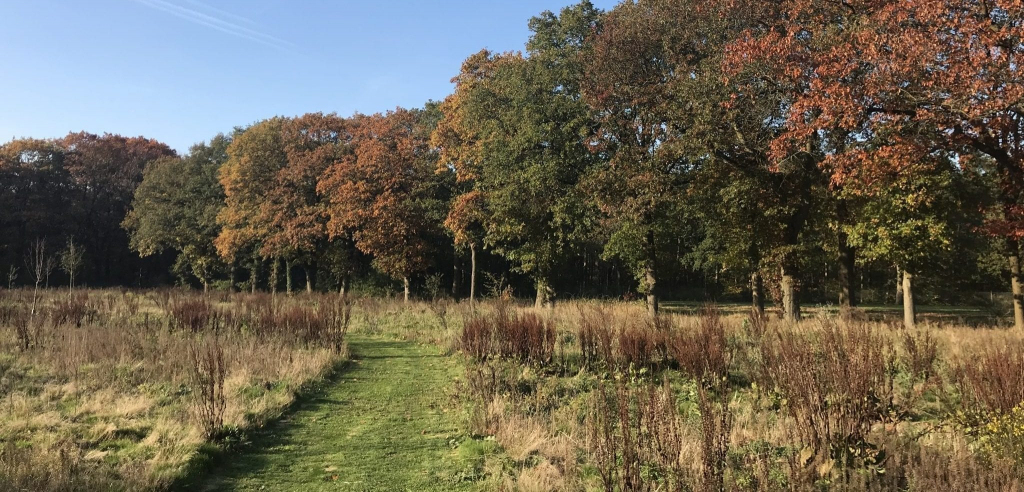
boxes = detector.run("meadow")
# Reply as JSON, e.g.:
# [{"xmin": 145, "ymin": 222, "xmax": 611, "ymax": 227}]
[{"xmin": 1, "ymin": 288, "xmax": 1023, "ymax": 491}]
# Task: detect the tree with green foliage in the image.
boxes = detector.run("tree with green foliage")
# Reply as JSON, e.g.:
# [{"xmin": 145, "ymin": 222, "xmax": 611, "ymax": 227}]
[
  {"xmin": 435, "ymin": 3, "xmax": 602, "ymax": 308},
  {"xmin": 125, "ymin": 135, "xmax": 231, "ymax": 290}
]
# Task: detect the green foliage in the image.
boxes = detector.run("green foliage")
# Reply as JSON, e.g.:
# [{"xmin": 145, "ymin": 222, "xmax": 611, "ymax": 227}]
[{"xmin": 125, "ymin": 135, "xmax": 230, "ymax": 287}]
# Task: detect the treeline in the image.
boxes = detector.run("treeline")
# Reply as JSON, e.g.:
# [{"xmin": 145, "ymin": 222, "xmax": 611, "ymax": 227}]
[{"xmin": 2, "ymin": 0, "xmax": 1022, "ymax": 327}]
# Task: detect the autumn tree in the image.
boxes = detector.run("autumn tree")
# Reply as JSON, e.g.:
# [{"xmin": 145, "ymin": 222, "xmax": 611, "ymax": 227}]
[
  {"xmin": 124, "ymin": 136, "xmax": 231, "ymax": 290},
  {"xmin": 443, "ymin": 190, "xmax": 486, "ymax": 303},
  {"xmin": 846, "ymin": 151, "xmax": 978, "ymax": 328},
  {"xmin": 728, "ymin": 0, "xmax": 1024, "ymax": 326},
  {"xmin": 216, "ymin": 119, "xmax": 289, "ymax": 292},
  {"xmin": 270, "ymin": 113, "xmax": 350, "ymax": 293},
  {"xmin": 319, "ymin": 108, "xmax": 441, "ymax": 302},
  {"xmin": 62, "ymin": 132, "xmax": 175, "ymax": 284},
  {"xmin": 433, "ymin": 50, "xmax": 504, "ymax": 305}
]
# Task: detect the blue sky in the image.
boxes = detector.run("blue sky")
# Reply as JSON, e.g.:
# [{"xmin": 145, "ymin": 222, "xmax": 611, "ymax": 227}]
[{"xmin": 0, "ymin": 0, "xmax": 616, "ymax": 153}]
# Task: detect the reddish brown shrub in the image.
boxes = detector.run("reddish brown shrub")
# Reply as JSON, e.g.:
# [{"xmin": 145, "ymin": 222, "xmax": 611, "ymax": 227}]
[
  {"xmin": 617, "ymin": 323, "xmax": 658, "ymax": 369},
  {"xmin": 461, "ymin": 315, "xmax": 493, "ymax": 361},
  {"xmin": 956, "ymin": 340, "xmax": 1024, "ymax": 416},
  {"xmin": 669, "ymin": 305, "xmax": 729, "ymax": 383},
  {"xmin": 460, "ymin": 307, "xmax": 555, "ymax": 365},
  {"xmin": 168, "ymin": 296, "xmax": 212, "ymax": 332},
  {"xmin": 51, "ymin": 293, "xmax": 93, "ymax": 328},
  {"xmin": 189, "ymin": 335, "xmax": 226, "ymax": 439},
  {"xmin": 757, "ymin": 320, "xmax": 895, "ymax": 463}
]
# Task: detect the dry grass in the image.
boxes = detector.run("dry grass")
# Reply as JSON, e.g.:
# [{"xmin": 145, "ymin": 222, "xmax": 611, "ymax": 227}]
[
  {"xmin": 450, "ymin": 300, "xmax": 1024, "ymax": 491},
  {"xmin": 0, "ymin": 288, "xmax": 349, "ymax": 491}
]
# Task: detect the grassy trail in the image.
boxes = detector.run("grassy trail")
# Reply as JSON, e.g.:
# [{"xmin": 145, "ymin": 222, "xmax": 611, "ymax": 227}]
[{"xmin": 198, "ymin": 336, "xmax": 482, "ymax": 491}]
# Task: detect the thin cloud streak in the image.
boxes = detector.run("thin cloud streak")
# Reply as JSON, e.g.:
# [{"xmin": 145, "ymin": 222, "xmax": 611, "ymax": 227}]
[
  {"xmin": 132, "ymin": 0, "xmax": 294, "ymax": 51},
  {"xmin": 181, "ymin": 0, "xmax": 258, "ymax": 27}
]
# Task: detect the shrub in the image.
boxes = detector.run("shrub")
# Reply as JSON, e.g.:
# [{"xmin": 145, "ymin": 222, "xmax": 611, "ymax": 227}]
[
  {"xmin": 587, "ymin": 379, "xmax": 689, "ymax": 492},
  {"xmin": 900, "ymin": 327, "xmax": 939, "ymax": 384},
  {"xmin": 670, "ymin": 305, "xmax": 729, "ymax": 383},
  {"xmin": 577, "ymin": 307, "xmax": 609, "ymax": 367},
  {"xmin": 956, "ymin": 340, "xmax": 1024, "ymax": 416},
  {"xmin": 459, "ymin": 306, "xmax": 555, "ymax": 365},
  {"xmin": 169, "ymin": 295, "xmax": 212, "ymax": 332},
  {"xmin": 51, "ymin": 292, "xmax": 93, "ymax": 327},
  {"xmin": 617, "ymin": 323, "xmax": 657, "ymax": 369},
  {"xmin": 757, "ymin": 320, "xmax": 896, "ymax": 464},
  {"xmin": 189, "ymin": 335, "xmax": 227, "ymax": 439},
  {"xmin": 461, "ymin": 315, "xmax": 493, "ymax": 361}
]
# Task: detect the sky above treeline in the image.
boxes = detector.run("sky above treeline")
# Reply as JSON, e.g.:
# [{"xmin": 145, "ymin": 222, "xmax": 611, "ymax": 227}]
[{"xmin": 0, "ymin": 0, "xmax": 618, "ymax": 153}]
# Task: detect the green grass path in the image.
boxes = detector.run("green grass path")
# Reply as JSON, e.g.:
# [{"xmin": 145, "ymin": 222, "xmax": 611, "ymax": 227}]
[{"xmin": 199, "ymin": 336, "xmax": 482, "ymax": 491}]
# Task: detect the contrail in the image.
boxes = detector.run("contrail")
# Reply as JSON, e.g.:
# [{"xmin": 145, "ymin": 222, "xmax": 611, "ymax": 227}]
[
  {"xmin": 132, "ymin": 0, "xmax": 295, "ymax": 51},
  {"xmin": 180, "ymin": 0, "xmax": 258, "ymax": 27}
]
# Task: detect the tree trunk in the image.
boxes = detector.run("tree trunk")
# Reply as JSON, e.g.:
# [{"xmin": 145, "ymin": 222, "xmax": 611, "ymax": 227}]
[
  {"xmin": 452, "ymin": 247, "xmax": 459, "ymax": 299},
  {"xmin": 304, "ymin": 265, "xmax": 314, "ymax": 294},
  {"xmin": 203, "ymin": 280, "xmax": 209, "ymax": 293},
  {"xmin": 895, "ymin": 265, "xmax": 903, "ymax": 305},
  {"xmin": 645, "ymin": 229, "xmax": 659, "ymax": 317},
  {"xmin": 339, "ymin": 274, "xmax": 348, "ymax": 298},
  {"xmin": 751, "ymin": 271, "xmax": 765, "ymax": 317},
  {"xmin": 469, "ymin": 243, "xmax": 477, "ymax": 306},
  {"xmin": 781, "ymin": 266, "xmax": 800, "ymax": 323},
  {"xmin": 270, "ymin": 257, "xmax": 279, "ymax": 296},
  {"xmin": 838, "ymin": 233, "xmax": 856, "ymax": 317},
  {"xmin": 534, "ymin": 278, "xmax": 554, "ymax": 308},
  {"xmin": 250, "ymin": 261, "xmax": 258, "ymax": 294},
  {"xmin": 903, "ymin": 270, "xmax": 916, "ymax": 329},
  {"xmin": 403, "ymin": 277, "xmax": 410, "ymax": 303},
  {"xmin": 228, "ymin": 264, "xmax": 237, "ymax": 293},
  {"xmin": 286, "ymin": 259, "xmax": 293, "ymax": 295},
  {"xmin": 1010, "ymin": 240, "xmax": 1024, "ymax": 330}
]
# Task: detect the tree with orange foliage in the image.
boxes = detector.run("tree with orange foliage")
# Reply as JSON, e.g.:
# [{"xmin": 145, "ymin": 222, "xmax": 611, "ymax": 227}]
[
  {"xmin": 272, "ymin": 113, "xmax": 349, "ymax": 292},
  {"xmin": 318, "ymin": 108, "xmax": 441, "ymax": 302},
  {"xmin": 444, "ymin": 190, "xmax": 486, "ymax": 303},
  {"xmin": 216, "ymin": 118, "xmax": 287, "ymax": 291}
]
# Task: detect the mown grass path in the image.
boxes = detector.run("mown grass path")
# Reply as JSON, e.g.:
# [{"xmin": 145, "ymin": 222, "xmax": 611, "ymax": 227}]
[{"xmin": 200, "ymin": 336, "xmax": 482, "ymax": 491}]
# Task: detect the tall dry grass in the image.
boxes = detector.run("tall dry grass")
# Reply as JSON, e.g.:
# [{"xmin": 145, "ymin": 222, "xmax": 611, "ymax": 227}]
[{"xmin": 0, "ymin": 287, "xmax": 351, "ymax": 491}]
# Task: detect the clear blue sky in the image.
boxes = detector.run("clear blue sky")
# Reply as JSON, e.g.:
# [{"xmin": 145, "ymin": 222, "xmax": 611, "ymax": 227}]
[{"xmin": 0, "ymin": 0, "xmax": 616, "ymax": 153}]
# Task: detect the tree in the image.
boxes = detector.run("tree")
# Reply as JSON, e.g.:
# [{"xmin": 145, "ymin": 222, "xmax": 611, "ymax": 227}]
[
  {"xmin": 270, "ymin": 113, "xmax": 350, "ymax": 293},
  {"xmin": 60, "ymin": 237, "xmax": 84, "ymax": 291},
  {"xmin": 729, "ymin": 0, "xmax": 1024, "ymax": 326},
  {"xmin": 24, "ymin": 238, "xmax": 55, "ymax": 314},
  {"xmin": 433, "ymin": 50, "xmax": 504, "ymax": 306},
  {"xmin": 62, "ymin": 132, "xmax": 175, "ymax": 284},
  {"xmin": 0, "ymin": 139, "xmax": 72, "ymax": 285},
  {"xmin": 434, "ymin": 3, "xmax": 602, "ymax": 308},
  {"xmin": 443, "ymin": 190, "xmax": 487, "ymax": 304},
  {"xmin": 845, "ymin": 143, "xmax": 987, "ymax": 328},
  {"xmin": 582, "ymin": 0, "xmax": 691, "ymax": 316},
  {"xmin": 217, "ymin": 119, "xmax": 288, "ymax": 291},
  {"xmin": 319, "ymin": 109, "xmax": 440, "ymax": 302},
  {"xmin": 124, "ymin": 136, "xmax": 231, "ymax": 291}
]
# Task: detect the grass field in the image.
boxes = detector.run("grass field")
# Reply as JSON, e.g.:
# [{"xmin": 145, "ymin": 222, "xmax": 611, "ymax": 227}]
[
  {"xmin": 193, "ymin": 336, "xmax": 492, "ymax": 491},
  {"xmin": 2, "ymin": 289, "xmax": 1024, "ymax": 490}
]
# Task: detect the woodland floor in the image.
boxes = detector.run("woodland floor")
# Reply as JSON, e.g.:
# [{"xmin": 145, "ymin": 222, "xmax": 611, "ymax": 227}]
[{"xmin": 195, "ymin": 335, "xmax": 487, "ymax": 491}]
